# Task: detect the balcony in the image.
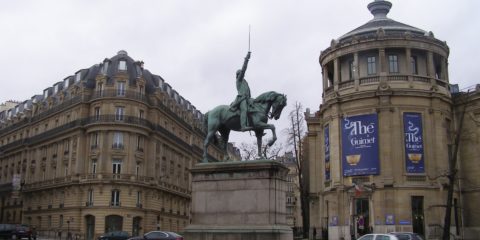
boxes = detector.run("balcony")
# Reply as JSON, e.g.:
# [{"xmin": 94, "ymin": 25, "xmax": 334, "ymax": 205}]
[
  {"xmin": 110, "ymin": 201, "xmax": 121, "ymax": 207},
  {"xmin": 112, "ymin": 143, "xmax": 124, "ymax": 150},
  {"xmin": 85, "ymin": 201, "xmax": 93, "ymax": 207},
  {"xmin": 91, "ymin": 90, "xmax": 148, "ymax": 103},
  {"xmin": 136, "ymin": 203, "xmax": 143, "ymax": 208},
  {"xmin": 324, "ymin": 74, "xmax": 450, "ymax": 100}
]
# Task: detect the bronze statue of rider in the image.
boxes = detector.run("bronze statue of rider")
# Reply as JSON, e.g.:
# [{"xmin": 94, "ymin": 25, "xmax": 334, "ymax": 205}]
[{"xmin": 230, "ymin": 51, "xmax": 252, "ymax": 131}]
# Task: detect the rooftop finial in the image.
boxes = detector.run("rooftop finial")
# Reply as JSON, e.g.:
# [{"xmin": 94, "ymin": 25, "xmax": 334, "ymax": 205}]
[
  {"xmin": 117, "ymin": 50, "xmax": 128, "ymax": 55},
  {"xmin": 367, "ymin": 0, "xmax": 392, "ymax": 19}
]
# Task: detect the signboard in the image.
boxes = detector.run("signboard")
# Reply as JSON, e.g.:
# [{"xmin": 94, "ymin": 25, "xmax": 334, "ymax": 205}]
[
  {"xmin": 385, "ymin": 214, "xmax": 395, "ymax": 225},
  {"xmin": 341, "ymin": 114, "xmax": 379, "ymax": 176},
  {"xmin": 330, "ymin": 216, "xmax": 338, "ymax": 226},
  {"xmin": 399, "ymin": 220, "xmax": 411, "ymax": 225},
  {"xmin": 403, "ymin": 112, "xmax": 425, "ymax": 173},
  {"xmin": 324, "ymin": 125, "xmax": 330, "ymax": 181}
]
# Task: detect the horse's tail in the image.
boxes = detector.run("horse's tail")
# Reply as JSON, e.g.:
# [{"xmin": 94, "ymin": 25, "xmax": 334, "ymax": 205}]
[{"xmin": 203, "ymin": 111, "xmax": 209, "ymax": 132}]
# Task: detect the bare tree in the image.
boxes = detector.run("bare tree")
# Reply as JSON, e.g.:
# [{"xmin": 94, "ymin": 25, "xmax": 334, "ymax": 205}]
[
  {"xmin": 239, "ymin": 141, "xmax": 283, "ymax": 160},
  {"xmin": 285, "ymin": 102, "xmax": 310, "ymax": 239},
  {"xmin": 443, "ymin": 90, "xmax": 471, "ymax": 240}
]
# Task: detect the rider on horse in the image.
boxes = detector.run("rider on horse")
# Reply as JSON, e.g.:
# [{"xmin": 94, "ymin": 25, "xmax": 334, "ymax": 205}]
[{"xmin": 230, "ymin": 51, "xmax": 253, "ymax": 131}]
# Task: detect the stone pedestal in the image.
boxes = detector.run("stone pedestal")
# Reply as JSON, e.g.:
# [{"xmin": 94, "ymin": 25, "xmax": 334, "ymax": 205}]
[{"xmin": 183, "ymin": 160, "xmax": 293, "ymax": 240}]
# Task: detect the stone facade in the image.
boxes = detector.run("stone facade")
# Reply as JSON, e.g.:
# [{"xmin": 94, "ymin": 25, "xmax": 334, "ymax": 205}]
[
  {"xmin": 0, "ymin": 51, "xmax": 223, "ymax": 239},
  {"xmin": 306, "ymin": 1, "xmax": 479, "ymax": 239}
]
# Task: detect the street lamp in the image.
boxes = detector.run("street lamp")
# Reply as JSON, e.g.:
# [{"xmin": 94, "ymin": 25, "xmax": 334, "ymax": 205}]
[
  {"xmin": 66, "ymin": 220, "xmax": 70, "ymax": 240},
  {"xmin": 67, "ymin": 217, "xmax": 73, "ymax": 240}
]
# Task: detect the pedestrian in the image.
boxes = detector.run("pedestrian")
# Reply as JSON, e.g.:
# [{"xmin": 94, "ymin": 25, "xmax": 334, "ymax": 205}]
[{"xmin": 313, "ymin": 227, "xmax": 317, "ymax": 239}]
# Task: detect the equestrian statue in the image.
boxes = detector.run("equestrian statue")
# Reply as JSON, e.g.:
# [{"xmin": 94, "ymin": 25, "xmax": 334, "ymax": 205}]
[{"xmin": 202, "ymin": 51, "xmax": 287, "ymax": 162}]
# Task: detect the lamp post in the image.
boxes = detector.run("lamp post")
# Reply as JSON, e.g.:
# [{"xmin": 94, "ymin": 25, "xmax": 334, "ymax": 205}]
[
  {"xmin": 67, "ymin": 217, "xmax": 73, "ymax": 240},
  {"xmin": 66, "ymin": 220, "xmax": 70, "ymax": 240}
]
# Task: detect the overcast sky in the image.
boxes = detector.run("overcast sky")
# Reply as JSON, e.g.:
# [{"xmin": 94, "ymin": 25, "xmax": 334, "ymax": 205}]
[{"xmin": 1, "ymin": 0, "xmax": 478, "ymax": 150}]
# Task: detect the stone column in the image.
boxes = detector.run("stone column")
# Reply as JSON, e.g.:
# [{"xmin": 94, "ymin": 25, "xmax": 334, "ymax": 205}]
[
  {"xmin": 427, "ymin": 51, "xmax": 437, "ymax": 86},
  {"xmin": 333, "ymin": 58, "xmax": 340, "ymax": 92},
  {"xmin": 405, "ymin": 48, "xmax": 413, "ymax": 86},
  {"xmin": 354, "ymin": 52, "xmax": 360, "ymax": 90},
  {"xmin": 379, "ymin": 48, "xmax": 386, "ymax": 74},
  {"xmin": 442, "ymin": 57, "xmax": 449, "ymax": 82},
  {"xmin": 323, "ymin": 66, "xmax": 329, "ymax": 90}
]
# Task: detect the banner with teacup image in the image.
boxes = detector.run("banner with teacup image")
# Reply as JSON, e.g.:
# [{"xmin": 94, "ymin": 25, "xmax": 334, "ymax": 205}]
[
  {"xmin": 403, "ymin": 112, "xmax": 425, "ymax": 173},
  {"xmin": 324, "ymin": 124, "xmax": 330, "ymax": 180},
  {"xmin": 341, "ymin": 113, "xmax": 379, "ymax": 176}
]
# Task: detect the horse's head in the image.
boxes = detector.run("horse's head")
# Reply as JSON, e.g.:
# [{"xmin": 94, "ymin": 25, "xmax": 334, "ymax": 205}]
[{"xmin": 270, "ymin": 94, "xmax": 287, "ymax": 120}]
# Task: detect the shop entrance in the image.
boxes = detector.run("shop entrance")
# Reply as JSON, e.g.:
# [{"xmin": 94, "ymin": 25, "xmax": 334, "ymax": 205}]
[
  {"xmin": 354, "ymin": 198, "xmax": 370, "ymax": 238},
  {"xmin": 411, "ymin": 196, "xmax": 425, "ymax": 236}
]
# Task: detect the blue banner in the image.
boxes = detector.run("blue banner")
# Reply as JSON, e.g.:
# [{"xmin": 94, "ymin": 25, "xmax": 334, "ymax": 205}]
[
  {"xmin": 404, "ymin": 112, "xmax": 425, "ymax": 173},
  {"xmin": 324, "ymin": 125, "xmax": 330, "ymax": 181},
  {"xmin": 342, "ymin": 114, "xmax": 379, "ymax": 176}
]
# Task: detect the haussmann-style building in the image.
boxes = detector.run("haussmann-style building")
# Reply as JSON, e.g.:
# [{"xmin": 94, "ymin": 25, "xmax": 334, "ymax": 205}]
[
  {"xmin": 0, "ymin": 50, "xmax": 224, "ymax": 239},
  {"xmin": 306, "ymin": 1, "xmax": 480, "ymax": 239}
]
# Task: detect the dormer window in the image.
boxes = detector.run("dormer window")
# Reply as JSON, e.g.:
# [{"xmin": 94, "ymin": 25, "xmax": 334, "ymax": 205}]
[
  {"xmin": 54, "ymin": 85, "xmax": 58, "ymax": 94},
  {"xmin": 75, "ymin": 72, "xmax": 82, "ymax": 82},
  {"xmin": 64, "ymin": 79, "xmax": 69, "ymax": 88},
  {"xmin": 44, "ymin": 90, "xmax": 49, "ymax": 98},
  {"xmin": 101, "ymin": 62, "xmax": 109, "ymax": 74},
  {"xmin": 118, "ymin": 61, "xmax": 127, "ymax": 71},
  {"xmin": 136, "ymin": 65, "xmax": 143, "ymax": 77}
]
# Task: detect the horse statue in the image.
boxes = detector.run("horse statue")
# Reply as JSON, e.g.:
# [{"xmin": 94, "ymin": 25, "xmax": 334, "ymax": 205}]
[{"xmin": 203, "ymin": 91, "xmax": 287, "ymax": 162}]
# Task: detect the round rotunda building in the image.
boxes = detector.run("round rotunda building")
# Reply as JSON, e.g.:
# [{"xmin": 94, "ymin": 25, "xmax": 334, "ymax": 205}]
[{"xmin": 306, "ymin": 0, "xmax": 458, "ymax": 239}]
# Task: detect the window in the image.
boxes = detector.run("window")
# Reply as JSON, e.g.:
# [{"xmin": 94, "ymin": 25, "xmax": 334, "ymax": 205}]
[
  {"xmin": 97, "ymin": 82, "xmax": 104, "ymax": 96},
  {"xmin": 115, "ymin": 107, "xmax": 124, "ymax": 121},
  {"xmin": 136, "ymin": 191, "xmax": 141, "ymax": 205},
  {"xmin": 75, "ymin": 72, "xmax": 82, "ymax": 82},
  {"xmin": 111, "ymin": 190, "xmax": 120, "ymax": 206},
  {"xmin": 118, "ymin": 60, "xmax": 127, "ymax": 71},
  {"xmin": 137, "ymin": 135, "xmax": 144, "ymax": 151},
  {"xmin": 63, "ymin": 139, "xmax": 69, "ymax": 154},
  {"xmin": 113, "ymin": 132, "xmax": 123, "ymax": 149},
  {"xmin": 117, "ymin": 82, "xmax": 126, "ymax": 96},
  {"xmin": 91, "ymin": 132, "xmax": 99, "ymax": 149},
  {"xmin": 94, "ymin": 107, "xmax": 101, "ymax": 121},
  {"xmin": 44, "ymin": 89, "xmax": 49, "ymax": 98},
  {"xmin": 59, "ymin": 215, "xmax": 64, "ymax": 227},
  {"xmin": 91, "ymin": 160, "xmax": 97, "ymax": 174},
  {"xmin": 112, "ymin": 159, "xmax": 122, "ymax": 174},
  {"xmin": 367, "ymin": 56, "xmax": 376, "ymax": 75},
  {"xmin": 64, "ymin": 79, "xmax": 69, "ymax": 89},
  {"xmin": 388, "ymin": 55, "xmax": 399, "ymax": 73},
  {"xmin": 348, "ymin": 60, "xmax": 354, "ymax": 80},
  {"xmin": 52, "ymin": 144, "xmax": 58, "ymax": 157},
  {"xmin": 101, "ymin": 62, "xmax": 109, "ymax": 74},
  {"xmin": 411, "ymin": 56, "xmax": 418, "ymax": 74},
  {"xmin": 54, "ymin": 85, "xmax": 58, "ymax": 94},
  {"xmin": 139, "ymin": 110, "xmax": 144, "ymax": 119},
  {"xmin": 139, "ymin": 85, "xmax": 145, "ymax": 96},
  {"xmin": 136, "ymin": 164, "xmax": 140, "ymax": 177},
  {"xmin": 87, "ymin": 189, "xmax": 94, "ymax": 206}
]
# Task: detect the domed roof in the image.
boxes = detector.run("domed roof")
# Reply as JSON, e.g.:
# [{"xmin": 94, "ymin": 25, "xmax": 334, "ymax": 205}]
[{"xmin": 339, "ymin": 0, "xmax": 426, "ymax": 41}]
